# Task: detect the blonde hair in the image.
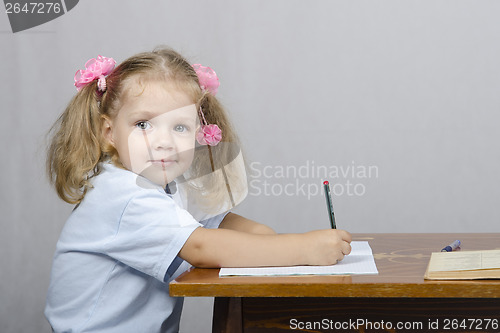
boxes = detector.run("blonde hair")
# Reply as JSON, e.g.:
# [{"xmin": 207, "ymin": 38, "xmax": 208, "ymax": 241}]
[{"xmin": 47, "ymin": 47, "xmax": 245, "ymax": 209}]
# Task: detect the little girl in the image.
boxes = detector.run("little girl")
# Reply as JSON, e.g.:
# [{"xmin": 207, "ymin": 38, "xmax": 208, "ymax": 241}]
[{"xmin": 45, "ymin": 48, "xmax": 352, "ymax": 333}]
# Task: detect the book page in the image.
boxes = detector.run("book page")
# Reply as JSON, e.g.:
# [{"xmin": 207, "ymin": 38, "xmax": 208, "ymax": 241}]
[
  {"xmin": 481, "ymin": 250, "xmax": 500, "ymax": 269},
  {"xmin": 219, "ymin": 241, "xmax": 378, "ymax": 277}
]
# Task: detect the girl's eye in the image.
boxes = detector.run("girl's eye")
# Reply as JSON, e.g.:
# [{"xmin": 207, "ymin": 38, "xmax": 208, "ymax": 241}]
[
  {"xmin": 175, "ymin": 125, "xmax": 187, "ymax": 132},
  {"xmin": 136, "ymin": 121, "xmax": 151, "ymax": 130}
]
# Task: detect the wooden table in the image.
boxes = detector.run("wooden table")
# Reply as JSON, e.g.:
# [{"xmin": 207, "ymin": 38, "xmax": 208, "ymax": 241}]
[{"xmin": 170, "ymin": 234, "xmax": 500, "ymax": 332}]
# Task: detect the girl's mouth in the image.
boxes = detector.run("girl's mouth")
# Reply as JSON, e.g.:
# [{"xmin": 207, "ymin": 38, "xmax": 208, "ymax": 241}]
[{"xmin": 150, "ymin": 159, "xmax": 176, "ymax": 167}]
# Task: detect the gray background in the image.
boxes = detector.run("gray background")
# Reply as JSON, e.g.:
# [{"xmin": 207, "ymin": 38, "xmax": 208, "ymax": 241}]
[{"xmin": 1, "ymin": 1, "xmax": 499, "ymax": 332}]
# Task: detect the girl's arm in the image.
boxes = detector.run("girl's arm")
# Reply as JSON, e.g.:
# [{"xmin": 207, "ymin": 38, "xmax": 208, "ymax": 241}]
[
  {"xmin": 178, "ymin": 227, "xmax": 352, "ymax": 268},
  {"xmin": 219, "ymin": 212, "xmax": 276, "ymax": 235}
]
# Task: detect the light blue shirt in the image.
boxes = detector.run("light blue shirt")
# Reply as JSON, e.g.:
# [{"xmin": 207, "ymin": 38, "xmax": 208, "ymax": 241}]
[{"xmin": 45, "ymin": 163, "xmax": 226, "ymax": 333}]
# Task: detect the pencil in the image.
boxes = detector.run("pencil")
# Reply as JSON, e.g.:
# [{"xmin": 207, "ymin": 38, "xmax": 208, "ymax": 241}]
[{"xmin": 323, "ymin": 181, "xmax": 336, "ymax": 229}]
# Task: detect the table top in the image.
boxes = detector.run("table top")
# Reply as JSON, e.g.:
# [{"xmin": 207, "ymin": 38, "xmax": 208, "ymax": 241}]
[{"xmin": 170, "ymin": 233, "xmax": 500, "ymax": 298}]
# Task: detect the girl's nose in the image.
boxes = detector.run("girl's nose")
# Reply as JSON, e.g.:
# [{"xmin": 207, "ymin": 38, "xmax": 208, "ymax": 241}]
[{"xmin": 152, "ymin": 128, "xmax": 175, "ymax": 150}]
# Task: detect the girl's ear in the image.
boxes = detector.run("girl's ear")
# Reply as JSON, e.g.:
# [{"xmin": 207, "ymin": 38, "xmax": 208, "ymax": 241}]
[{"xmin": 101, "ymin": 115, "xmax": 115, "ymax": 147}]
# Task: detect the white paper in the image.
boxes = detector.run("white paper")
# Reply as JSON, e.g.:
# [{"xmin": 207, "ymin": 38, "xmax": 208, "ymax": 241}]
[{"xmin": 219, "ymin": 241, "xmax": 379, "ymax": 277}]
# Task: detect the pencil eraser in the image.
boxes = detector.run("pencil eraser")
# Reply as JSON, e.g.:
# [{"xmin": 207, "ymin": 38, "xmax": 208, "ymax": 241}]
[{"xmin": 323, "ymin": 181, "xmax": 329, "ymax": 185}]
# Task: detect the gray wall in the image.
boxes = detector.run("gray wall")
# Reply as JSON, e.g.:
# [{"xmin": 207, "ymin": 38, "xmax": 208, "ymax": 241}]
[{"xmin": 1, "ymin": 1, "xmax": 499, "ymax": 332}]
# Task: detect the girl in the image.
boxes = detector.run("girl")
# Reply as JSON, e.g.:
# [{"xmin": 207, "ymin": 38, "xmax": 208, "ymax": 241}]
[{"xmin": 45, "ymin": 48, "xmax": 352, "ymax": 333}]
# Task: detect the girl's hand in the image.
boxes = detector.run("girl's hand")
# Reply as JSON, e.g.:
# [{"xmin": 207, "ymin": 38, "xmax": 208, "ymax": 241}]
[{"xmin": 301, "ymin": 229, "xmax": 352, "ymax": 265}]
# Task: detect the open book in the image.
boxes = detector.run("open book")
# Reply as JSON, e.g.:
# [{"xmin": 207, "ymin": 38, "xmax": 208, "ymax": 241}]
[{"xmin": 424, "ymin": 249, "xmax": 500, "ymax": 280}]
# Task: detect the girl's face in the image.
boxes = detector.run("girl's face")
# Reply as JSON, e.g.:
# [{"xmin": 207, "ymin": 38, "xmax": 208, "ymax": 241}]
[{"xmin": 104, "ymin": 80, "xmax": 199, "ymax": 186}]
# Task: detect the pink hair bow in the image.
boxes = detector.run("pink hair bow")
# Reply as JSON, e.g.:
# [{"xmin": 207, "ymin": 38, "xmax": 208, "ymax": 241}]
[
  {"xmin": 74, "ymin": 55, "xmax": 116, "ymax": 91},
  {"xmin": 192, "ymin": 64, "xmax": 219, "ymax": 96},
  {"xmin": 196, "ymin": 124, "xmax": 222, "ymax": 146}
]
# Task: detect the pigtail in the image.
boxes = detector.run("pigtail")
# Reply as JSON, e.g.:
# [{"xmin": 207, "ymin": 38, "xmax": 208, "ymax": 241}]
[
  {"xmin": 185, "ymin": 92, "xmax": 248, "ymax": 214},
  {"xmin": 200, "ymin": 93, "xmax": 237, "ymax": 143},
  {"xmin": 47, "ymin": 82, "xmax": 104, "ymax": 204}
]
